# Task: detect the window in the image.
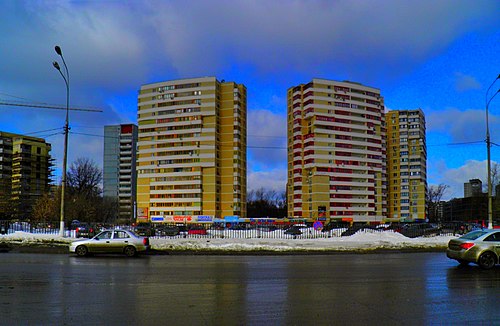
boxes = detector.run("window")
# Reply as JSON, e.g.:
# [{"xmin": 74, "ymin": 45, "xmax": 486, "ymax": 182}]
[
  {"xmin": 484, "ymin": 232, "xmax": 500, "ymax": 242},
  {"xmin": 115, "ymin": 231, "xmax": 130, "ymax": 239},
  {"xmin": 97, "ymin": 231, "xmax": 112, "ymax": 240}
]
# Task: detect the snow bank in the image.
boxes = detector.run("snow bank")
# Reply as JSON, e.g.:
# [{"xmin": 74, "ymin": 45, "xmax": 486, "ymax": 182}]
[
  {"xmin": 0, "ymin": 230, "xmax": 457, "ymax": 252},
  {"xmin": 150, "ymin": 230, "xmax": 455, "ymax": 252}
]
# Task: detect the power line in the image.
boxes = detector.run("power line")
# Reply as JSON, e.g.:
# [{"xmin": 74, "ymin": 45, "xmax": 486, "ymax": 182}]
[
  {"xmin": 25, "ymin": 128, "xmax": 63, "ymax": 135},
  {"xmin": 32, "ymin": 129, "xmax": 498, "ymax": 151},
  {"xmin": 0, "ymin": 101, "xmax": 102, "ymax": 112},
  {"xmin": 248, "ymin": 134, "xmax": 287, "ymax": 139},
  {"xmin": 426, "ymin": 140, "xmax": 484, "ymax": 147},
  {"xmin": 71, "ymin": 131, "xmax": 106, "ymax": 138},
  {"xmin": 248, "ymin": 146, "xmax": 286, "ymax": 149}
]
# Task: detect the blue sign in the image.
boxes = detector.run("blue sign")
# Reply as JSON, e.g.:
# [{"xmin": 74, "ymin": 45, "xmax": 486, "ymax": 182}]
[
  {"xmin": 197, "ymin": 215, "xmax": 213, "ymax": 222},
  {"xmin": 224, "ymin": 216, "xmax": 240, "ymax": 222},
  {"xmin": 151, "ymin": 216, "xmax": 164, "ymax": 222}
]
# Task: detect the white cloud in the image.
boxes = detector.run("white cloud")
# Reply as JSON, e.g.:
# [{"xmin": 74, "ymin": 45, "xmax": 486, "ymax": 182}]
[
  {"xmin": 429, "ymin": 159, "xmax": 495, "ymax": 200},
  {"xmin": 427, "ymin": 108, "xmax": 500, "ymax": 143},
  {"xmin": 455, "ymin": 72, "xmax": 481, "ymax": 92},
  {"xmin": 247, "ymin": 169, "xmax": 287, "ymax": 193}
]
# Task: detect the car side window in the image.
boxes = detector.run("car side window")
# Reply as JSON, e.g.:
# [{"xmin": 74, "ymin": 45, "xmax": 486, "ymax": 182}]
[
  {"xmin": 115, "ymin": 231, "xmax": 129, "ymax": 239},
  {"xmin": 484, "ymin": 232, "xmax": 500, "ymax": 242},
  {"xmin": 97, "ymin": 231, "xmax": 112, "ymax": 240}
]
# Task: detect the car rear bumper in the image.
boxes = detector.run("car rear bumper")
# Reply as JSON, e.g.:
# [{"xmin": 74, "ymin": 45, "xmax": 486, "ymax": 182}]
[{"xmin": 446, "ymin": 249, "xmax": 478, "ymax": 263}]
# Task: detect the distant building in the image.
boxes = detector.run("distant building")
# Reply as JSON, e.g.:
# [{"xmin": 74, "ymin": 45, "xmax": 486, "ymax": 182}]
[
  {"xmin": 136, "ymin": 77, "xmax": 247, "ymax": 223},
  {"xmin": 464, "ymin": 179, "xmax": 483, "ymax": 198},
  {"xmin": 286, "ymin": 79, "xmax": 387, "ymax": 223},
  {"xmin": 103, "ymin": 124, "xmax": 138, "ymax": 221},
  {"xmin": 385, "ymin": 109, "xmax": 427, "ymax": 222},
  {"xmin": 0, "ymin": 131, "xmax": 53, "ymax": 219},
  {"xmin": 442, "ymin": 195, "xmax": 488, "ymax": 223}
]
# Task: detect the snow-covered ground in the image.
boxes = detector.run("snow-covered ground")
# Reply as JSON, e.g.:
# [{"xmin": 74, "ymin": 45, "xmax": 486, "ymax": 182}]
[{"xmin": 0, "ymin": 230, "xmax": 457, "ymax": 252}]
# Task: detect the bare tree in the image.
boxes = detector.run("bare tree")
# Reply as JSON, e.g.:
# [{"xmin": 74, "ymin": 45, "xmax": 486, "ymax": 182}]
[
  {"xmin": 427, "ymin": 184, "xmax": 449, "ymax": 222},
  {"xmin": 66, "ymin": 158, "xmax": 103, "ymax": 223},
  {"xmin": 31, "ymin": 191, "xmax": 59, "ymax": 224},
  {"xmin": 67, "ymin": 157, "xmax": 102, "ymax": 198},
  {"xmin": 247, "ymin": 188, "xmax": 286, "ymax": 218},
  {"xmin": 489, "ymin": 162, "xmax": 500, "ymax": 195}
]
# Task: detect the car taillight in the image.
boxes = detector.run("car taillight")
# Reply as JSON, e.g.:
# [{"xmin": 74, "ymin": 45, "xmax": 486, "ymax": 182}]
[
  {"xmin": 460, "ymin": 242, "xmax": 475, "ymax": 250},
  {"xmin": 143, "ymin": 237, "xmax": 149, "ymax": 246}
]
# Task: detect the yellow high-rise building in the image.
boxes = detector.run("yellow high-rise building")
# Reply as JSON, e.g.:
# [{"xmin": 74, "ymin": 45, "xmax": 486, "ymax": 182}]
[
  {"xmin": 287, "ymin": 79, "xmax": 387, "ymax": 223},
  {"xmin": 0, "ymin": 131, "xmax": 53, "ymax": 219},
  {"xmin": 386, "ymin": 109, "xmax": 427, "ymax": 221},
  {"xmin": 136, "ymin": 77, "xmax": 246, "ymax": 223}
]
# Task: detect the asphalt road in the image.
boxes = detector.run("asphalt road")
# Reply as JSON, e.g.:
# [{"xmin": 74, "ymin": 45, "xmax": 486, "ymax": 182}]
[{"xmin": 0, "ymin": 252, "xmax": 499, "ymax": 325}]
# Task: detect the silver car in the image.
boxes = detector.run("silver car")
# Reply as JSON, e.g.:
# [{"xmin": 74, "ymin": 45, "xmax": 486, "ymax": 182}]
[
  {"xmin": 69, "ymin": 229, "xmax": 149, "ymax": 257},
  {"xmin": 446, "ymin": 229, "xmax": 500, "ymax": 269}
]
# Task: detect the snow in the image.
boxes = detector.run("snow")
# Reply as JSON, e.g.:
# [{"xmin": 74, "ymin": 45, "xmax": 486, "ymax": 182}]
[{"xmin": 0, "ymin": 229, "xmax": 457, "ymax": 252}]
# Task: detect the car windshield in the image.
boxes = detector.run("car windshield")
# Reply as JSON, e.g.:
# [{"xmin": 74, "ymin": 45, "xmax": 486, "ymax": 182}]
[{"xmin": 460, "ymin": 230, "xmax": 488, "ymax": 240}]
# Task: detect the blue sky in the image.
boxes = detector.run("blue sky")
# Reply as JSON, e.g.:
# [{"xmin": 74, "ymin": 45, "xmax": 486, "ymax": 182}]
[{"xmin": 0, "ymin": 0, "xmax": 499, "ymax": 200}]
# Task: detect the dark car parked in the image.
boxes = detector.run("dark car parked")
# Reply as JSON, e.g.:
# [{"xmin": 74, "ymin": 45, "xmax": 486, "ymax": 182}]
[
  {"xmin": 322, "ymin": 222, "xmax": 350, "ymax": 232},
  {"xmin": 341, "ymin": 225, "xmax": 377, "ymax": 237},
  {"xmin": 398, "ymin": 223, "xmax": 441, "ymax": 238},
  {"xmin": 75, "ymin": 224, "xmax": 98, "ymax": 238},
  {"xmin": 134, "ymin": 224, "xmax": 155, "ymax": 237},
  {"xmin": 256, "ymin": 225, "xmax": 277, "ymax": 232},
  {"xmin": 284, "ymin": 226, "xmax": 302, "ymax": 236},
  {"xmin": 155, "ymin": 225, "xmax": 180, "ymax": 237}
]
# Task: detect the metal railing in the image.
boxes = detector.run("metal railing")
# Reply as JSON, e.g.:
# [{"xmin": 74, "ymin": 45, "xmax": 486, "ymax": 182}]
[{"xmin": 0, "ymin": 220, "xmax": 485, "ymax": 239}]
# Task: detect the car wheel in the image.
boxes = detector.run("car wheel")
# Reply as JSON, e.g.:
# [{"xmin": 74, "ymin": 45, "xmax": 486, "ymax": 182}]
[
  {"xmin": 124, "ymin": 246, "xmax": 137, "ymax": 257},
  {"xmin": 75, "ymin": 245, "xmax": 88, "ymax": 257},
  {"xmin": 478, "ymin": 252, "xmax": 496, "ymax": 270}
]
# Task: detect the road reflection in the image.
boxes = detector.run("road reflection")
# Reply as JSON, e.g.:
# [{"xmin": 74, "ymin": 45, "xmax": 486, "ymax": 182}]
[{"xmin": 1, "ymin": 253, "xmax": 500, "ymax": 325}]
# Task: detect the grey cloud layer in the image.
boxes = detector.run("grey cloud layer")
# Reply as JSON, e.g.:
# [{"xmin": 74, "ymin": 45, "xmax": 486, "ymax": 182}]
[{"xmin": 0, "ymin": 0, "xmax": 498, "ymax": 190}]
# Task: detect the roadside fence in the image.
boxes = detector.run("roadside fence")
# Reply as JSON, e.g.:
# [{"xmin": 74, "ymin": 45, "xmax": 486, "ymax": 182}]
[{"xmin": 0, "ymin": 220, "xmax": 482, "ymax": 239}]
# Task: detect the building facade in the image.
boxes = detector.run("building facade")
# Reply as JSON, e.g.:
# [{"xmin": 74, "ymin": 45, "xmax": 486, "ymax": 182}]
[
  {"xmin": 136, "ymin": 77, "xmax": 246, "ymax": 223},
  {"xmin": 287, "ymin": 79, "xmax": 387, "ymax": 223},
  {"xmin": 103, "ymin": 124, "xmax": 138, "ymax": 221},
  {"xmin": 385, "ymin": 109, "xmax": 427, "ymax": 221},
  {"xmin": 464, "ymin": 179, "xmax": 483, "ymax": 198},
  {"xmin": 0, "ymin": 131, "xmax": 53, "ymax": 219}
]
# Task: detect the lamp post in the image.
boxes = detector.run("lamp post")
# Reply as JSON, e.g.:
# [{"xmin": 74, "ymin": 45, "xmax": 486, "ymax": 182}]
[
  {"xmin": 53, "ymin": 45, "xmax": 70, "ymax": 237},
  {"xmin": 485, "ymin": 74, "xmax": 500, "ymax": 229}
]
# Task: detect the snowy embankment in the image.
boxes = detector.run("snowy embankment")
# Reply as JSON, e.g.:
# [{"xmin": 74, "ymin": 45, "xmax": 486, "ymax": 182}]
[{"xmin": 0, "ymin": 230, "xmax": 456, "ymax": 253}]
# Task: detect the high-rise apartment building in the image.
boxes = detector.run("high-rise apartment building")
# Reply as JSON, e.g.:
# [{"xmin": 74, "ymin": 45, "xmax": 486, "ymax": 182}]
[
  {"xmin": 103, "ymin": 124, "xmax": 138, "ymax": 221},
  {"xmin": 287, "ymin": 79, "xmax": 387, "ymax": 223},
  {"xmin": 0, "ymin": 131, "xmax": 53, "ymax": 219},
  {"xmin": 136, "ymin": 77, "xmax": 246, "ymax": 222},
  {"xmin": 386, "ymin": 109, "xmax": 427, "ymax": 221}
]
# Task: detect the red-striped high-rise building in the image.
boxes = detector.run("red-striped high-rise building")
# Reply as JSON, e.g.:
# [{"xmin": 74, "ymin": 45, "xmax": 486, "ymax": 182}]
[{"xmin": 287, "ymin": 79, "xmax": 387, "ymax": 223}]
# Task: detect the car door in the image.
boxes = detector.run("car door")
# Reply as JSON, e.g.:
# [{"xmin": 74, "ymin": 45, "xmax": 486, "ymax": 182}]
[
  {"xmin": 109, "ymin": 230, "xmax": 131, "ymax": 253},
  {"xmin": 484, "ymin": 231, "xmax": 500, "ymax": 257},
  {"xmin": 89, "ymin": 231, "xmax": 113, "ymax": 253}
]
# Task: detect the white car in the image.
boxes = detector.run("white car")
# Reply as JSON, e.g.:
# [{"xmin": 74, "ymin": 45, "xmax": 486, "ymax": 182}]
[{"xmin": 69, "ymin": 229, "xmax": 149, "ymax": 257}]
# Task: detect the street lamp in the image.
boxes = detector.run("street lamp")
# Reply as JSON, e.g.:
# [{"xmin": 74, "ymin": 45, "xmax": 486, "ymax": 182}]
[
  {"xmin": 53, "ymin": 45, "xmax": 70, "ymax": 237},
  {"xmin": 485, "ymin": 74, "xmax": 500, "ymax": 229}
]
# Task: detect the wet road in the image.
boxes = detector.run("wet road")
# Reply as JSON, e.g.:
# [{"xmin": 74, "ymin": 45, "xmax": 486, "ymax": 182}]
[{"xmin": 0, "ymin": 252, "xmax": 499, "ymax": 325}]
